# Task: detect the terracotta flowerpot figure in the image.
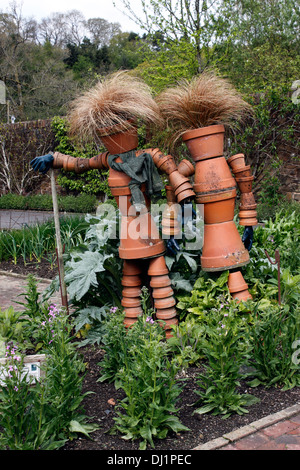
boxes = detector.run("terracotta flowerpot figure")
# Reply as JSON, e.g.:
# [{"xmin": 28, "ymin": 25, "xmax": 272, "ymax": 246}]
[
  {"xmin": 157, "ymin": 71, "xmax": 258, "ymax": 303},
  {"xmin": 30, "ymin": 71, "xmax": 195, "ymax": 337}
]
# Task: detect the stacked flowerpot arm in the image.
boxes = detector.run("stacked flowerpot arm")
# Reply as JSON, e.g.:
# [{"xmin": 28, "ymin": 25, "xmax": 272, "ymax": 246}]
[{"xmin": 227, "ymin": 153, "xmax": 258, "ymax": 227}]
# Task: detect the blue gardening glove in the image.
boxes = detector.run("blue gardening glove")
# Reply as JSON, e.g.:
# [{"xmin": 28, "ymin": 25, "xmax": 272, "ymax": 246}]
[
  {"xmin": 30, "ymin": 153, "xmax": 54, "ymax": 174},
  {"xmin": 242, "ymin": 226, "xmax": 254, "ymax": 251},
  {"xmin": 166, "ymin": 236, "xmax": 181, "ymax": 256}
]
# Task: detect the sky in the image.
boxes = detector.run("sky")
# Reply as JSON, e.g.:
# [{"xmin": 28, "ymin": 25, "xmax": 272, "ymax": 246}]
[{"xmin": 1, "ymin": 0, "xmax": 144, "ymax": 33}]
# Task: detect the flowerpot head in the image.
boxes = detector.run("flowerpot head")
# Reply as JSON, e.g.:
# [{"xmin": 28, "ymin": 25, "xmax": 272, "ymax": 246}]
[
  {"xmin": 67, "ymin": 71, "xmax": 162, "ymax": 148},
  {"xmin": 156, "ymin": 71, "xmax": 253, "ymax": 150}
]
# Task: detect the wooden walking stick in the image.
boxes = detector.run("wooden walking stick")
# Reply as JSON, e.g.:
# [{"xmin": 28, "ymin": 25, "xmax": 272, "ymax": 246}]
[{"xmin": 50, "ymin": 169, "xmax": 69, "ymax": 313}]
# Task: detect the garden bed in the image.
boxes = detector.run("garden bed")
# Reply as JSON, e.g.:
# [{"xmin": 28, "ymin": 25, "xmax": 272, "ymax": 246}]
[
  {"xmin": 0, "ymin": 258, "xmax": 299, "ymax": 451},
  {"xmin": 62, "ymin": 346, "xmax": 299, "ymax": 451}
]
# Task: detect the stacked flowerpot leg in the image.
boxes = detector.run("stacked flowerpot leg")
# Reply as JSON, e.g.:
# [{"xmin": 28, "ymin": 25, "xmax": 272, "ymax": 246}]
[
  {"xmin": 148, "ymin": 256, "xmax": 177, "ymax": 338},
  {"xmin": 121, "ymin": 260, "xmax": 143, "ymax": 328}
]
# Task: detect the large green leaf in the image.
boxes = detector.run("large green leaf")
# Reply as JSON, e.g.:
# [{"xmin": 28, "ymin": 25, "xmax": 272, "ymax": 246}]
[{"xmin": 65, "ymin": 251, "xmax": 113, "ymax": 300}]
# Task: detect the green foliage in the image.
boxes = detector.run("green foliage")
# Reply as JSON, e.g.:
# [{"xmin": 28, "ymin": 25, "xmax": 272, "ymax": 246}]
[
  {"xmin": 193, "ymin": 304, "xmax": 258, "ymax": 419},
  {"xmin": 0, "ymin": 307, "xmax": 98, "ymax": 450},
  {"xmin": 0, "ymin": 307, "xmax": 25, "ymax": 345},
  {"xmin": 0, "ymin": 216, "xmax": 87, "ymax": 265},
  {"xmin": 246, "ymin": 304, "xmax": 300, "ymax": 390},
  {"xmin": 51, "ymin": 116, "xmax": 111, "ymax": 198},
  {"xmin": 0, "ymin": 193, "xmax": 97, "ymax": 213},
  {"xmin": 99, "ymin": 299, "xmax": 190, "ymax": 450},
  {"xmin": 176, "ymin": 271, "xmax": 232, "ymax": 321}
]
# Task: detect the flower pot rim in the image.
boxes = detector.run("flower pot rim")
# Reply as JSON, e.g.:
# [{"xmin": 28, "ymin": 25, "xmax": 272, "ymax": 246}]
[
  {"xmin": 182, "ymin": 124, "xmax": 225, "ymax": 142},
  {"xmin": 236, "ymin": 175, "xmax": 254, "ymax": 182}
]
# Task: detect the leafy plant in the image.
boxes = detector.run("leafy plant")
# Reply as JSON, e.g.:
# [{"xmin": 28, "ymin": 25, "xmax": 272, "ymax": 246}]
[
  {"xmin": 193, "ymin": 304, "xmax": 258, "ymax": 419},
  {"xmin": 246, "ymin": 304, "xmax": 300, "ymax": 390},
  {"xmin": 176, "ymin": 270, "xmax": 231, "ymax": 321},
  {"xmin": 0, "ymin": 307, "xmax": 98, "ymax": 450},
  {"xmin": 109, "ymin": 315, "xmax": 190, "ymax": 450}
]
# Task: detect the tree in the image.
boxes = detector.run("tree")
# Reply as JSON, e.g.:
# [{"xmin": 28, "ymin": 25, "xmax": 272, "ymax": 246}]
[
  {"xmin": 115, "ymin": 0, "xmax": 234, "ymax": 72},
  {"xmin": 85, "ymin": 18, "xmax": 121, "ymax": 47}
]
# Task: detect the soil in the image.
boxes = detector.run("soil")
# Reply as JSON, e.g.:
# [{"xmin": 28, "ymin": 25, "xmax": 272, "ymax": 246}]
[{"xmin": 0, "ymin": 257, "xmax": 299, "ymax": 451}]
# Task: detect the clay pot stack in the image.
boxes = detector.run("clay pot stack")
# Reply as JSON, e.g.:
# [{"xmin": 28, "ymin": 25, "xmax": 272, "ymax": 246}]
[
  {"xmin": 182, "ymin": 124, "xmax": 250, "ymax": 272},
  {"xmin": 162, "ymin": 185, "xmax": 181, "ymax": 237},
  {"xmin": 161, "ymin": 159, "xmax": 195, "ymax": 238},
  {"xmin": 121, "ymin": 260, "xmax": 143, "ymax": 328},
  {"xmin": 151, "ymin": 150, "xmax": 195, "ymax": 203},
  {"xmin": 148, "ymin": 256, "xmax": 178, "ymax": 338},
  {"xmin": 227, "ymin": 154, "xmax": 258, "ymax": 226},
  {"xmin": 228, "ymin": 271, "xmax": 252, "ymax": 303}
]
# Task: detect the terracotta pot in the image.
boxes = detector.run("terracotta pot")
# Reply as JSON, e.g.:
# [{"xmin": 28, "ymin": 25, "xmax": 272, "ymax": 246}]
[
  {"xmin": 155, "ymin": 307, "xmax": 177, "ymax": 320},
  {"xmin": 201, "ymin": 221, "xmax": 250, "ymax": 271},
  {"xmin": 88, "ymin": 151, "xmax": 109, "ymax": 170},
  {"xmin": 99, "ymin": 125, "xmax": 138, "ymax": 154},
  {"xmin": 124, "ymin": 317, "xmax": 138, "ymax": 328},
  {"xmin": 232, "ymin": 290, "xmax": 252, "ymax": 303},
  {"xmin": 177, "ymin": 159, "xmax": 195, "ymax": 177},
  {"xmin": 193, "ymin": 156, "xmax": 236, "ymax": 197},
  {"xmin": 227, "ymin": 153, "xmax": 246, "ymax": 171},
  {"xmin": 119, "ymin": 212, "xmax": 166, "ymax": 260},
  {"xmin": 152, "ymin": 286, "xmax": 174, "ymax": 299},
  {"xmin": 122, "ymin": 260, "xmax": 142, "ymax": 276},
  {"xmin": 165, "ymin": 185, "xmax": 177, "ymax": 204},
  {"xmin": 154, "ymin": 296, "xmax": 176, "ymax": 309},
  {"xmin": 157, "ymin": 317, "xmax": 178, "ymax": 336},
  {"xmin": 196, "ymin": 187, "xmax": 236, "ymax": 204},
  {"xmin": 121, "ymin": 275, "xmax": 142, "ymax": 287},
  {"xmin": 150, "ymin": 275, "xmax": 171, "ymax": 288},
  {"xmin": 232, "ymin": 165, "xmax": 251, "ymax": 178},
  {"xmin": 228, "ymin": 271, "xmax": 248, "ymax": 293},
  {"xmin": 124, "ymin": 306, "xmax": 143, "ymax": 318},
  {"xmin": 168, "ymin": 171, "xmax": 196, "ymax": 203},
  {"xmin": 182, "ymin": 124, "xmax": 225, "ymax": 162},
  {"xmin": 148, "ymin": 256, "xmax": 169, "ymax": 276},
  {"xmin": 204, "ymin": 196, "xmax": 235, "ymax": 224},
  {"xmin": 121, "ymin": 297, "xmax": 141, "ymax": 308},
  {"xmin": 122, "ymin": 286, "xmax": 142, "ymax": 298},
  {"xmin": 108, "ymin": 160, "xmax": 150, "ymax": 215},
  {"xmin": 240, "ymin": 192, "xmax": 257, "ymax": 210},
  {"xmin": 236, "ymin": 175, "xmax": 254, "ymax": 193},
  {"xmin": 239, "ymin": 210, "xmax": 258, "ymax": 226}
]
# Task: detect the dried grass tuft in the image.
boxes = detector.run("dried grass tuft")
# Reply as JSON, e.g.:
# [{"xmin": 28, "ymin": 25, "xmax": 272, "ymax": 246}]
[
  {"xmin": 67, "ymin": 70, "xmax": 162, "ymax": 142},
  {"xmin": 156, "ymin": 71, "xmax": 253, "ymax": 143}
]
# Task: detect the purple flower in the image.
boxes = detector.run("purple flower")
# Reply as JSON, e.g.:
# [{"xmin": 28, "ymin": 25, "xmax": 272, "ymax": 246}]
[
  {"xmin": 110, "ymin": 307, "xmax": 118, "ymax": 313},
  {"xmin": 146, "ymin": 316, "xmax": 154, "ymax": 324}
]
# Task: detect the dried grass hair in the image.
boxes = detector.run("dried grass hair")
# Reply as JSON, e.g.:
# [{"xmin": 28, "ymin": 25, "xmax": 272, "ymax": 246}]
[
  {"xmin": 156, "ymin": 71, "xmax": 253, "ymax": 144},
  {"xmin": 67, "ymin": 70, "xmax": 162, "ymax": 142}
]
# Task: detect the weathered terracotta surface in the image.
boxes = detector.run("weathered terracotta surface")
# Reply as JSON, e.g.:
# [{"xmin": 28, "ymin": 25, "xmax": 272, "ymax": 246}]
[
  {"xmin": 149, "ymin": 275, "xmax": 172, "ymax": 288},
  {"xmin": 182, "ymin": 124, "xmax": 225, "ymax": 161},
  {"xmin": 227, "ymin": 153, "xmax": 246, "ymax": 170},
  {"xmin": 201, "ymin": 221, "xmax": 250, "ymax": 271},
  {"xmin": 203, "ymin": 196, "xmax": 236, "ymax": 224},
  {"xmin": 152, "ymin": 286, "xmax": 174, "ymax": 299},
  {"xmin": 99, "ymin": 126, "xmax": 138, "ymax": 154},
  {"xmin": 148, "ymin": 256, "xmax": 169, "ymax": 276},
  {"xmin": 235, "ymin": 175, "xmax": 254, "ymax": 193},
  {"xmin": 121, "ymin": 275, "xmax": 142, "ymax": 287},
  {"xmin": 177, "ymin": 159, "xmax": 195, "ymax": 177}
]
